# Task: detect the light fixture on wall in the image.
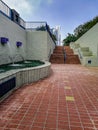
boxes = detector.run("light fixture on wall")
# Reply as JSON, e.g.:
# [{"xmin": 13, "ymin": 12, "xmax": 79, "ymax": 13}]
[
  {"xmin": 0, "ymin": 37, "xmax": 9, "ymax": 45},
  {"xmin": 16, "ymin": 41, "xmax": 22, "ymax": 47}
]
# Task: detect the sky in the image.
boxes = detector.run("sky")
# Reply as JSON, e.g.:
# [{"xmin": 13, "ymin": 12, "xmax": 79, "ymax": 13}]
[{"xmin": 3, "ymin": 0, "xmax": 98, "ymax": 40}]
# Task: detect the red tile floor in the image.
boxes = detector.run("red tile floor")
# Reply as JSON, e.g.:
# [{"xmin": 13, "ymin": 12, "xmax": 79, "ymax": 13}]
[{"xmin": 0, "ymin": 64, "xmax": 98, "ymax": 130}]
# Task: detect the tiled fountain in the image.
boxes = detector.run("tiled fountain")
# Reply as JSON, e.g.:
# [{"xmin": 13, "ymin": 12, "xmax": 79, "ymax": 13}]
[{"xmin": 0, "ymin": 38, "xmax": 51, "ymax": 102}]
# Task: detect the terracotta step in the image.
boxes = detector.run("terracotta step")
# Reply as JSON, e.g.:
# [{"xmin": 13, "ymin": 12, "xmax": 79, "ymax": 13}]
[
  {"xmin": 65, "ymin": 55, "xmax": 80, "ymax": 64},
  {"xmin": 55, "ymin": 46, "xmax": 63, "ymax": 49},
  {"xmin": 50, "ymin": 58, "xmax": 64, "ymax": 64},
  {"xmin": 63, "ymin": 46, "xmax": 80, "ymax": 64},
  {"xmin": 50, "ymin": 55, "xmax": 64, "ymax": 63},
  {"xmin": 51, "ymin": 54, "xmax": 64, "ymax": 56},
  {"xmin": 50, "ymin": 46, "xmax": 80, "ymax": 64},
  {"xmin": 53, "ymin": 52, "xmax": 63, "ymax": 55},
  {"xmin": 54, "ymin": 49, "xmax": 63, "ymax": 52},
  {"xmin": 65, "ymin": 51, "xmax": 74, "ymax": 55},
  {"xmin": 50, "ymin": 46, "xmax": 64, "ymax": 64},
  {"xmin": 64, "ymin": 46, "xmax": 74, "ymax": 54}
]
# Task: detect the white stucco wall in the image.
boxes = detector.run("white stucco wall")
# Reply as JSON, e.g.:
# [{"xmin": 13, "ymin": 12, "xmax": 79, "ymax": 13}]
[
  {"xmin": 0, "ymin": 13, "xmax": 26, "ymax": 65},
  {"xmin": 0, "ymin": 12, "xmax": 55, "ymax": 65},
  {"xmin": 26, "ymin": 31, "xmax": 48, "ymax": 60},
  {"xmin": 76, "ymin": 23, "xmax": 98, "ymax": 56},
  {"xmin": 26, "ymin": 30, "xmax": 55, "ymax": 61},
  {"xmin": 47, "ymin": 32, "xmax": 55, "ymax": 60}
]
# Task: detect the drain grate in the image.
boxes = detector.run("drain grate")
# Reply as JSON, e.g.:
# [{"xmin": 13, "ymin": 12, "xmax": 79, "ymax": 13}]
[{"xmin": 0, "ymin": 77, "xmax": 16, "ymax": 98}]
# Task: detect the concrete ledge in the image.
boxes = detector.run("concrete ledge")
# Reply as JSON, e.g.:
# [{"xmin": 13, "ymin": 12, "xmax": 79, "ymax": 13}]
[
  {"xmin": 80, "ymin": 47, "xmax": 89, "ymax": 51},
  {"xmin": 81, "ymin": 51, "xmax": 92, "ymax": 56},
  {"xmin": 15, "ymin": 61, "xmax": 51, "ymax": 88}
]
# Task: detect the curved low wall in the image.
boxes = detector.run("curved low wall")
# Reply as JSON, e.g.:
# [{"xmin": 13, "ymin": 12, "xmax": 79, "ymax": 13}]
[
  {"xmin": 0, "ymin": 61, "xmax": 51, "ymax": 102},
  {"xmin": 16, "ymin": 61, "xmax": 51, "ymax": 88}
]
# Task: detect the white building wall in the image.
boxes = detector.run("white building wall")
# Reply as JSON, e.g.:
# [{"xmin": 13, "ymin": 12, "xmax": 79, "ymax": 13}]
[
  {"xmin": 0, "ymin": 13, "xmax": 26, "ymax": 65},
  {"xmin": 47, "ymin": 32, "xmax": 55, "ymax": 60},
  {"xmin": 26, "ymin": 31, "xmax": 55, "ymax": 61},
  {"xmin": 55, "ymin": 26, "xmax": 61, "ymax": 46},
  {"xmin": 26, "ymin": 31, "xmax": 48, "ymax": 61},
  {"xmin": 74, "ymin": 22, "xmax": 98, "ymax": 66},
  {"xmin": 0, "ymin": 12, "xmax": 55, "ymax": 65},
  {"xmin": 76, "ymin": 23, "xmax": 98, "ymax": 56},
  {"xmin": 52, "ymin": 26, "xmax": 61, "ymax": 46}
]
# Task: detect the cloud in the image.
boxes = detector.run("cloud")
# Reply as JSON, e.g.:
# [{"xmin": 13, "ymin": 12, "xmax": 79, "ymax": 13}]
[{"xmin": 47, "ymin": 0, "xmax": 53, "ymax": 4}]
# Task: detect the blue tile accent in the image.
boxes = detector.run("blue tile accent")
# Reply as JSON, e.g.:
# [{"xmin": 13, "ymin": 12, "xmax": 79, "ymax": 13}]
[
  {"xmin": 16, "ymin": 41, "xmax": 22, "ymax": 47},
  {"xmin": 1, "ymin": 37, "xmax": 9, "ymax": 44}
]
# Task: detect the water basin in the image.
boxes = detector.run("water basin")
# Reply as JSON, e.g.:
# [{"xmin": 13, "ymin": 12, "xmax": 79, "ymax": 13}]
[
  {"xmin": 0, "ymin": 69, "xmax": 5, "ymax": 73},
  {"xmin": 9, "ymin": 64, "xmax": 24, "ymax": 67},
  {"xmin": 0, "ymin": 60, "xmax": 44, "ymax": 73},
  {"xmin": 23, "ymin": 61, "xmax": 32, "ymax": 64}
]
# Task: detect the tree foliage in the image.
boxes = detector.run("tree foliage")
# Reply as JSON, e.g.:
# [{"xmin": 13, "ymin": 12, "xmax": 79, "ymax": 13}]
[
  {"xmin": 74, "ymin": 16, "xmax": 98, "ymax": 39},
  {"xmin": 36, "ymin": 25, "xmax": 46, "ymax": 31},
  {"xmin": 63, "ymin": 16, "xmax": 98, "ymax": 46},
  {"xmin": 63, "ymin": 33, "xmax": 77, "ymax": 46}
]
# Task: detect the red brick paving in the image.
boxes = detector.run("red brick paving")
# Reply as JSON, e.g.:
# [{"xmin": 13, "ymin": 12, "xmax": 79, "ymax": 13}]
[{"xmin": 0, "ymin": 64, "xmax": 98, "ymax": 130}]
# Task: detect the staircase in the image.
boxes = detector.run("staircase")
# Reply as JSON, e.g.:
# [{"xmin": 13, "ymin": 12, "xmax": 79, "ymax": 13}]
[
  {"xmin": 64, "ymin": 46, "xmax": 80, "ymax": 64},
  {"xmin": 50, "ymin": 46, "xmax": 64, "ymax": 64},
  {"xmin": 50, "ymin": 46, "xmax": 80, "ymax": 64}
]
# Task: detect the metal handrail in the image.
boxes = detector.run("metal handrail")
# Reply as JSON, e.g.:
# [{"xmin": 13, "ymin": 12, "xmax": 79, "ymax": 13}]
[
  {"xmin": 0, "ymin": 0, "xmax": 11, "ymax": 18},
  {"xmin": 0, "ymin": 0, "xmax": 26, "ymax": 28},
  {"xmin": 26, "ymin": 22, "xmax": 56, "ymax": 45},
  {"xmin": 20, "ymin": 18, "xmax": 26, "ymax": 29},
  {"xmin": 0, "ymin": 1, "xmax": 56, "ymax": 44},
  {"xmin": 63, "ymin": 48, "xmax": 66, "ymax": 63},
  {"xmin": 25, "ymin": 21, "xmax": 47, "ymax": 30}
]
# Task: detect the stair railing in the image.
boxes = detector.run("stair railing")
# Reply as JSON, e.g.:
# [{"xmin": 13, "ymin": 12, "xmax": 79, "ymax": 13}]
[{"xmin": 63, "ymin": 47, "xmax": 66, "ymax": 63}]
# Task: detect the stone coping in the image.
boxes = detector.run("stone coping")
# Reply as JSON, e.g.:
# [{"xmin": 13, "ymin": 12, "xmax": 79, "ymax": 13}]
[{"xmin": 0, "ymin": 61, "xmax": 51, "ymax": 80}]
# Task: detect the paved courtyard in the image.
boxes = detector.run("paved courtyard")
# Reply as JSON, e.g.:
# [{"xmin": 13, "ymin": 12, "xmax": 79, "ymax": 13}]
[{"xmin": 0, "ymin": 64, "xmax": 98, "ymax": 130}]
